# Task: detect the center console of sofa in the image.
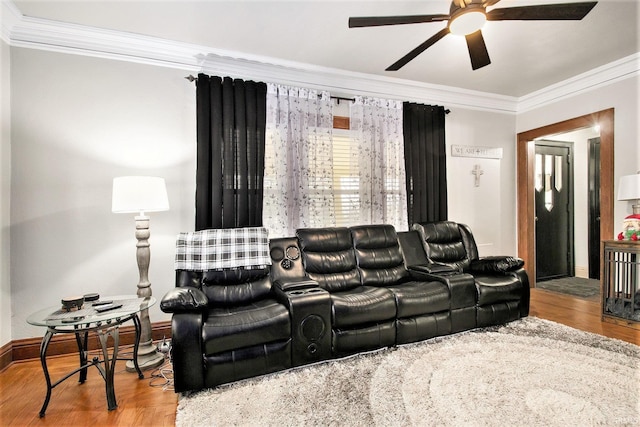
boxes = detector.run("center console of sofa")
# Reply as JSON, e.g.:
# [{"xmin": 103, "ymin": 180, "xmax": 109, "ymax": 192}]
[
  {"xmin": 161, "ymin": 222, "xmax": 530, "ymax": 393},
  {"xmin": 268, "ymin": 236, "xmax": 333, "ymax": 366}
]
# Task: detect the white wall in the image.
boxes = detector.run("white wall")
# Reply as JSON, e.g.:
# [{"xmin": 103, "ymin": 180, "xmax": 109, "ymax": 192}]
[
  {"xmin": 10, "ymin": 48, "xmax": 196, "ymax": 339},
  {"xmin": 516, "ymin": 76, "xmax": 640, "ymax": 236},
  {"xmin": 1, "ymin": 40, "xmax": 12, "ymax": 347},
  {"xmin": 7, "ymin": 46, "xmax": 522, "ymax": 341},
  {"xmin": 7, "ymin": 45, "xmax": 637, "ymax": 342},
  {"xmin": 446, "ymin": 109, "xmax": 517, "ymax": 256}
]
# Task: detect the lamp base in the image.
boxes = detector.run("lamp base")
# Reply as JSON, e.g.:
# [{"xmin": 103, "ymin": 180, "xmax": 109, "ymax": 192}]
[
  {"xmin": 633, "ymin": 203, "xmax": 640, "ymax": 215},
  {"xmin": 126, "ymin": 339, "xmax": 165, "ymax": 372}
]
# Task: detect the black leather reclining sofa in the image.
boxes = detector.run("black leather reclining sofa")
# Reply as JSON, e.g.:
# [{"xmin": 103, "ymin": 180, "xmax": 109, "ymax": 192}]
[{"xmin": 161, "ymin": 222, "xmax": 529, "ymax": 393}]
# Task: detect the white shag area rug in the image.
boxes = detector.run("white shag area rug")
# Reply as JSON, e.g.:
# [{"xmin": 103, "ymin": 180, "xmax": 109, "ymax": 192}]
[{"xmin": 176, "ymin": 317, "xmax": 640, "ymax": 427}]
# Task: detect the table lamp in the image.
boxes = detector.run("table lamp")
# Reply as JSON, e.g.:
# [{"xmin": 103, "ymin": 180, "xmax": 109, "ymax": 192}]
[
  {"xmin": 112, "ymin": 176, "xmax": 169, "ymax": 371},
  {"xmin": 618, "ymin": 172, "xmax": 640, "ymax": 215}
]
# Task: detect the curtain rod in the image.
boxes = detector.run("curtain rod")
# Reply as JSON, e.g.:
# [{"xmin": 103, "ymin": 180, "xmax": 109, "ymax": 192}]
[
  {"xmin": 331, "ymin": 95, "xmax": 355, "ymax": 104},
  {"xmin": 184, "ymin": 76, "xmax": 353, "ymax": 103},
  {"xmin": 327, "ymin": 94, "xmax": 450, "ymax": 113},
  {"xmin": 185, "ymin": 75, "xmax": 450, "ymax": 113}
]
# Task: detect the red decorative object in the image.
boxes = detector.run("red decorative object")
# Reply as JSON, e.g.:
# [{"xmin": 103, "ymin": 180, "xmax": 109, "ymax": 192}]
[{"xmin": 619, "ymin": 214, "xmax": 640, "ymax": 241}]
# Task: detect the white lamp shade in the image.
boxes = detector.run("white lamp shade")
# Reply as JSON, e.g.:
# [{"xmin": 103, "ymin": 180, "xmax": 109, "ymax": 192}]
[
  {"xmin": 617, "ymin": 174, "xmax": 640, "ymax": 201},
  {"xmin": 112, "ymin": 176, "xmax": 170, "ymax": 214}
]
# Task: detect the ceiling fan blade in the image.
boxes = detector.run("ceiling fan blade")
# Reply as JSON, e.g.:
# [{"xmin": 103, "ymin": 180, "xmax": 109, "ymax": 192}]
[
  {"xmin": 483, "ymin": 0, "xmax": 502, "ymax": 7},
  {"xmin": 386, "ymin": 27, "xmax": 451, "ymax": 71},
  {"xmin": 349, "ymin": 14, "xmax": 449, "ymax": 28},
  {"xmin": 486, "ymin": 2, "xmax": 597, "ymax": 21},
  {"xmin": 465, "ymin": 29, "xmax": 491, "ymax": 70}
]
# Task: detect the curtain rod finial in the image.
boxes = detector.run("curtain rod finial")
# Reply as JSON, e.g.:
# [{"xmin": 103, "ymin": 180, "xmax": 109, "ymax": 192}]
[{"xmin": 185, "ymin": 75, "xmax": 197, "ymax": 83}]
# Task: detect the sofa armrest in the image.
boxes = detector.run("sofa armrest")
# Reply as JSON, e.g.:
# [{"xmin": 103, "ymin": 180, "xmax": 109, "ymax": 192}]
[
  {"xmin": 409, "ymin": 262, "xmax": 460, "ymax": 275},
  {"xmin": 170, "ymin": 312, "xmax": 204, "ymax": 393},
  {"xmin": 468, "ymin": 256, "xmax": 524, "ymax": 275},
  {"xmin": 273, "ymin": 277, "xmax": 320, "ymax": 293},
  {"xmin": 505, "ymin": 267, "xmax": 530, "ymax": 317},
  {"xmin": 409, "ymin": 267, "xmax": 476, "ymax": 310},
  {"xmin": 160, "ymin": 287, "xmax": 208, "ymax": 313},
  {"xmin": 272, "ymin": 278, "xmax": 321, "ymax": 309}
]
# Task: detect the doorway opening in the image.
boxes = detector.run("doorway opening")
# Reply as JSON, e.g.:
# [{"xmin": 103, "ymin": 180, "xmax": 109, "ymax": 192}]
[{"xmin": 516, "ymin": 109, "xmax": 614, "ymax": 296}]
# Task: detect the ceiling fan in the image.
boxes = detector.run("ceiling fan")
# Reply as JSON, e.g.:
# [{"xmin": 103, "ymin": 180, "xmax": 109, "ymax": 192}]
[{"xmin": 349, "ymin": 0, "xmax": 597, "ymax": 71}]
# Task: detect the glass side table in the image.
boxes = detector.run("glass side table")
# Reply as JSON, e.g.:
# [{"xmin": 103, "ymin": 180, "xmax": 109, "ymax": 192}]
[{"xmin": 26, "ymin": 295, "xmax": 155, "ymax": 417}]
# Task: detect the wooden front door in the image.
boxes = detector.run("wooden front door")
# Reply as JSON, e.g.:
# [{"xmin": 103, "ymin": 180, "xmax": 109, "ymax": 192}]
[{"xmin": 535, "ymin": 141, "xmax": 574, "ymax": 281}]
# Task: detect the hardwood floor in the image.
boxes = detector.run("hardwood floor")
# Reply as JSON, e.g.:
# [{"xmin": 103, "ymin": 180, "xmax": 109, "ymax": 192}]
[
  {"xmin": 0, "ymin": 347, "xmax": 178, "ymax": 427},
  {"xmin": 1, "ymin": 288, "xmax": 638, "ymax": 426},
  {"xmin": 529, "ymin": 288, "xmax": 640, "ymax": 345}
]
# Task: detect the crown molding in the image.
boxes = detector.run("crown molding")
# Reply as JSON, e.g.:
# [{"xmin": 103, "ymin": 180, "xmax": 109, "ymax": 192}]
[
  {"xmin": 2, "ymin": 0, "xmax": 637, "ymax": 114},
  {"xmin": 197, "ymin": 53, "xmax": 518, "ymax": 113},
  {"xmin": 6, "ymin": 14, "xmax": 205, "ymax": 70},
  {"xmin": 0, "ymin": 1, "xmax": 517, "ymax": 113},
  {"xmin": 0, "ymin": 0, "xmax": 21, "ymax": 44},
  {"xmin": 517, "ymin": 53, "xmax": 640, "ymax": 113}
]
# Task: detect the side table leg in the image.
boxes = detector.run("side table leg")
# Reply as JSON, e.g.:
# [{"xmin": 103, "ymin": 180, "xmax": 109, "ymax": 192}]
[
  {"xmin": 97, "ymin": 327, "xmax": 119, "ymax": 411},
  {"xmin": 75, "ymin": 330, "xmax": 89, "ymax": 383},
  {"xmin": 38, "ymin": 330, "xmax": 55, "ymax": 418},
  {"xmin": 132, "ymin": 314, "xmax": 143, "ymax": 379}
]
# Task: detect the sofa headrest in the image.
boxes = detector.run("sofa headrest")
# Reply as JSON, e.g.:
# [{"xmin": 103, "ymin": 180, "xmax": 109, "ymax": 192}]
[
  {"xmin": 412, "ymin": 221, "xmax": 462, "ymax": 244},
  {"xmin": 350, "ymin": 224, "xmax": 409, "ymax": 286},
  {"xmin": 296, "ymin": 227, "xmax": 352, "ymax": 253},
  {"xmin": 296, "ymin": 227, "xmax": 361, "ymax": 292},
  {"xmin": 412, "ymin": 221, "xmax": 479, "ymax": 270},
  {"xmin": 175, "ymin": 268, "xmax": 273, "ymax": 306},
  {"xmin": 350, "ymin": 224, "xmax": 398, "ymax": 249}
]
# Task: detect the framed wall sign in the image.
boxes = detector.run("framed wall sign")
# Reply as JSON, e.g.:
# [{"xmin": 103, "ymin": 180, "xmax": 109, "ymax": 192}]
[{"xmin": 451, "ymin": 145, "xmax": 503, "ymax": 159}]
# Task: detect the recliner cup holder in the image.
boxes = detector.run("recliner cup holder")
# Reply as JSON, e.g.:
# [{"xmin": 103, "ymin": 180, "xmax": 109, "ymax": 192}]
[{"xmin": 287, "ymin": 288, "xmax": 326, "ymax": 296}]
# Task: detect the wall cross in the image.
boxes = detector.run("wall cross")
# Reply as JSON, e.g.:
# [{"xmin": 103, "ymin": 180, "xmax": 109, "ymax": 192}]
[{"xmin": 472, "ymin": 164, "xmax": 484, "ymax": 187}]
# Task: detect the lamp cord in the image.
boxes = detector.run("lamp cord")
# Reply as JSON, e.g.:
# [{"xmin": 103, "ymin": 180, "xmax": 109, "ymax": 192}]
[{"xmin": 84, "ymin": 341, "xmax": 175, "ymax": 391}]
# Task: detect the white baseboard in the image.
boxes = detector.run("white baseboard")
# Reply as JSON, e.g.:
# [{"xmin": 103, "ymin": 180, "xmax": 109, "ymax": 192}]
[{"xmin": 575, "ymin": 266, "xmax": 589, "ymax": 279}]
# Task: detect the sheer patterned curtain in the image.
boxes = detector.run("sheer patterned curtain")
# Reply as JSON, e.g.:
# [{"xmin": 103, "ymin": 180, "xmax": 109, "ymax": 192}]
[
  {"xmin": 263, "ymin": 84, "xmax": 335, "ymax": 237},
  {"xmin": 350, "ymin": 96, "xmax": 408, "ymax": 230}
]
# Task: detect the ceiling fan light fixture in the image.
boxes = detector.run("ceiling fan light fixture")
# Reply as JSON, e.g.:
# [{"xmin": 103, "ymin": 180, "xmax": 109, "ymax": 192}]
[
  {"xmin": 349, "ymin": 0, "xmax": 598, "ymax": 71},
  {"xmin": 449, "ymin": 9, "xmax": 486, "ymax": 35}
]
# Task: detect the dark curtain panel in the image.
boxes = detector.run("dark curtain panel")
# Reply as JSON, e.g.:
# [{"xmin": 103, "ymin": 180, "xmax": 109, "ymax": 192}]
[
  {"xmin": 195, "ymin": 74, "xmax": 267, "ymax": 230},
  {"xmin": 403, "ymin": 102, "xmax": 448, "ymax": 225}
]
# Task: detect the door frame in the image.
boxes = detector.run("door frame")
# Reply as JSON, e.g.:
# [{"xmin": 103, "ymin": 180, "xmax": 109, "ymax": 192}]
[
  {"xmin": 517, "ymin": 108, "xmax": 614, "ymax": 286},
  {"xmin": 588, "ymin": 137, "xmax": 601, "ymax": 279}
]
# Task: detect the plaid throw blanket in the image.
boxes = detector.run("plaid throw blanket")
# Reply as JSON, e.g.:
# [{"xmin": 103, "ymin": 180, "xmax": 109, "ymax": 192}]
[{"xmin": 175, "ymin": 227, "xmax": 271, "ymax": 271}]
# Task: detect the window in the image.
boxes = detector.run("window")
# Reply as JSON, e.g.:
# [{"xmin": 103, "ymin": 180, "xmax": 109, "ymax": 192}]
[
  {"xmin": 332, "ymin": 129, "xmax": 360, "ymax": 226},
  {"xmin": 262, "ymin": 88, "xmax": 407, "ymax": 237},
  {"xmin": 332, "ymin": 123, "xmax": 407, "ymax": 229}
]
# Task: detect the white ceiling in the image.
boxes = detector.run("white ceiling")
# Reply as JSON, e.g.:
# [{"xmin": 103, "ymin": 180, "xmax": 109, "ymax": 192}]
[{"xmin": 10, "ymin": 0, "xmax": 640, "ymax": 97}]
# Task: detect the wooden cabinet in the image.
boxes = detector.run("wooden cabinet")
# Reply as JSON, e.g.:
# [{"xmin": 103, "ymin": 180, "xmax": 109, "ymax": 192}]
[{"xmin": 601, "ymin": 240, "xmax": 640, "ymax": 328}]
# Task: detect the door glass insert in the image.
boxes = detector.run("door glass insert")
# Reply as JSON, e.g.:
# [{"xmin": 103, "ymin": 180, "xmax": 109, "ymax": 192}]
[
  {"xmin": 545, "ymin": 154, "xmax": 554, "ymax": 211},
  {"xmin": 535, "ymin": 154, "xmax": 543, "ymax": 192},
  {"xmin": 555, "ymin": 155, "xmax": 563, "ymax": 191}
]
